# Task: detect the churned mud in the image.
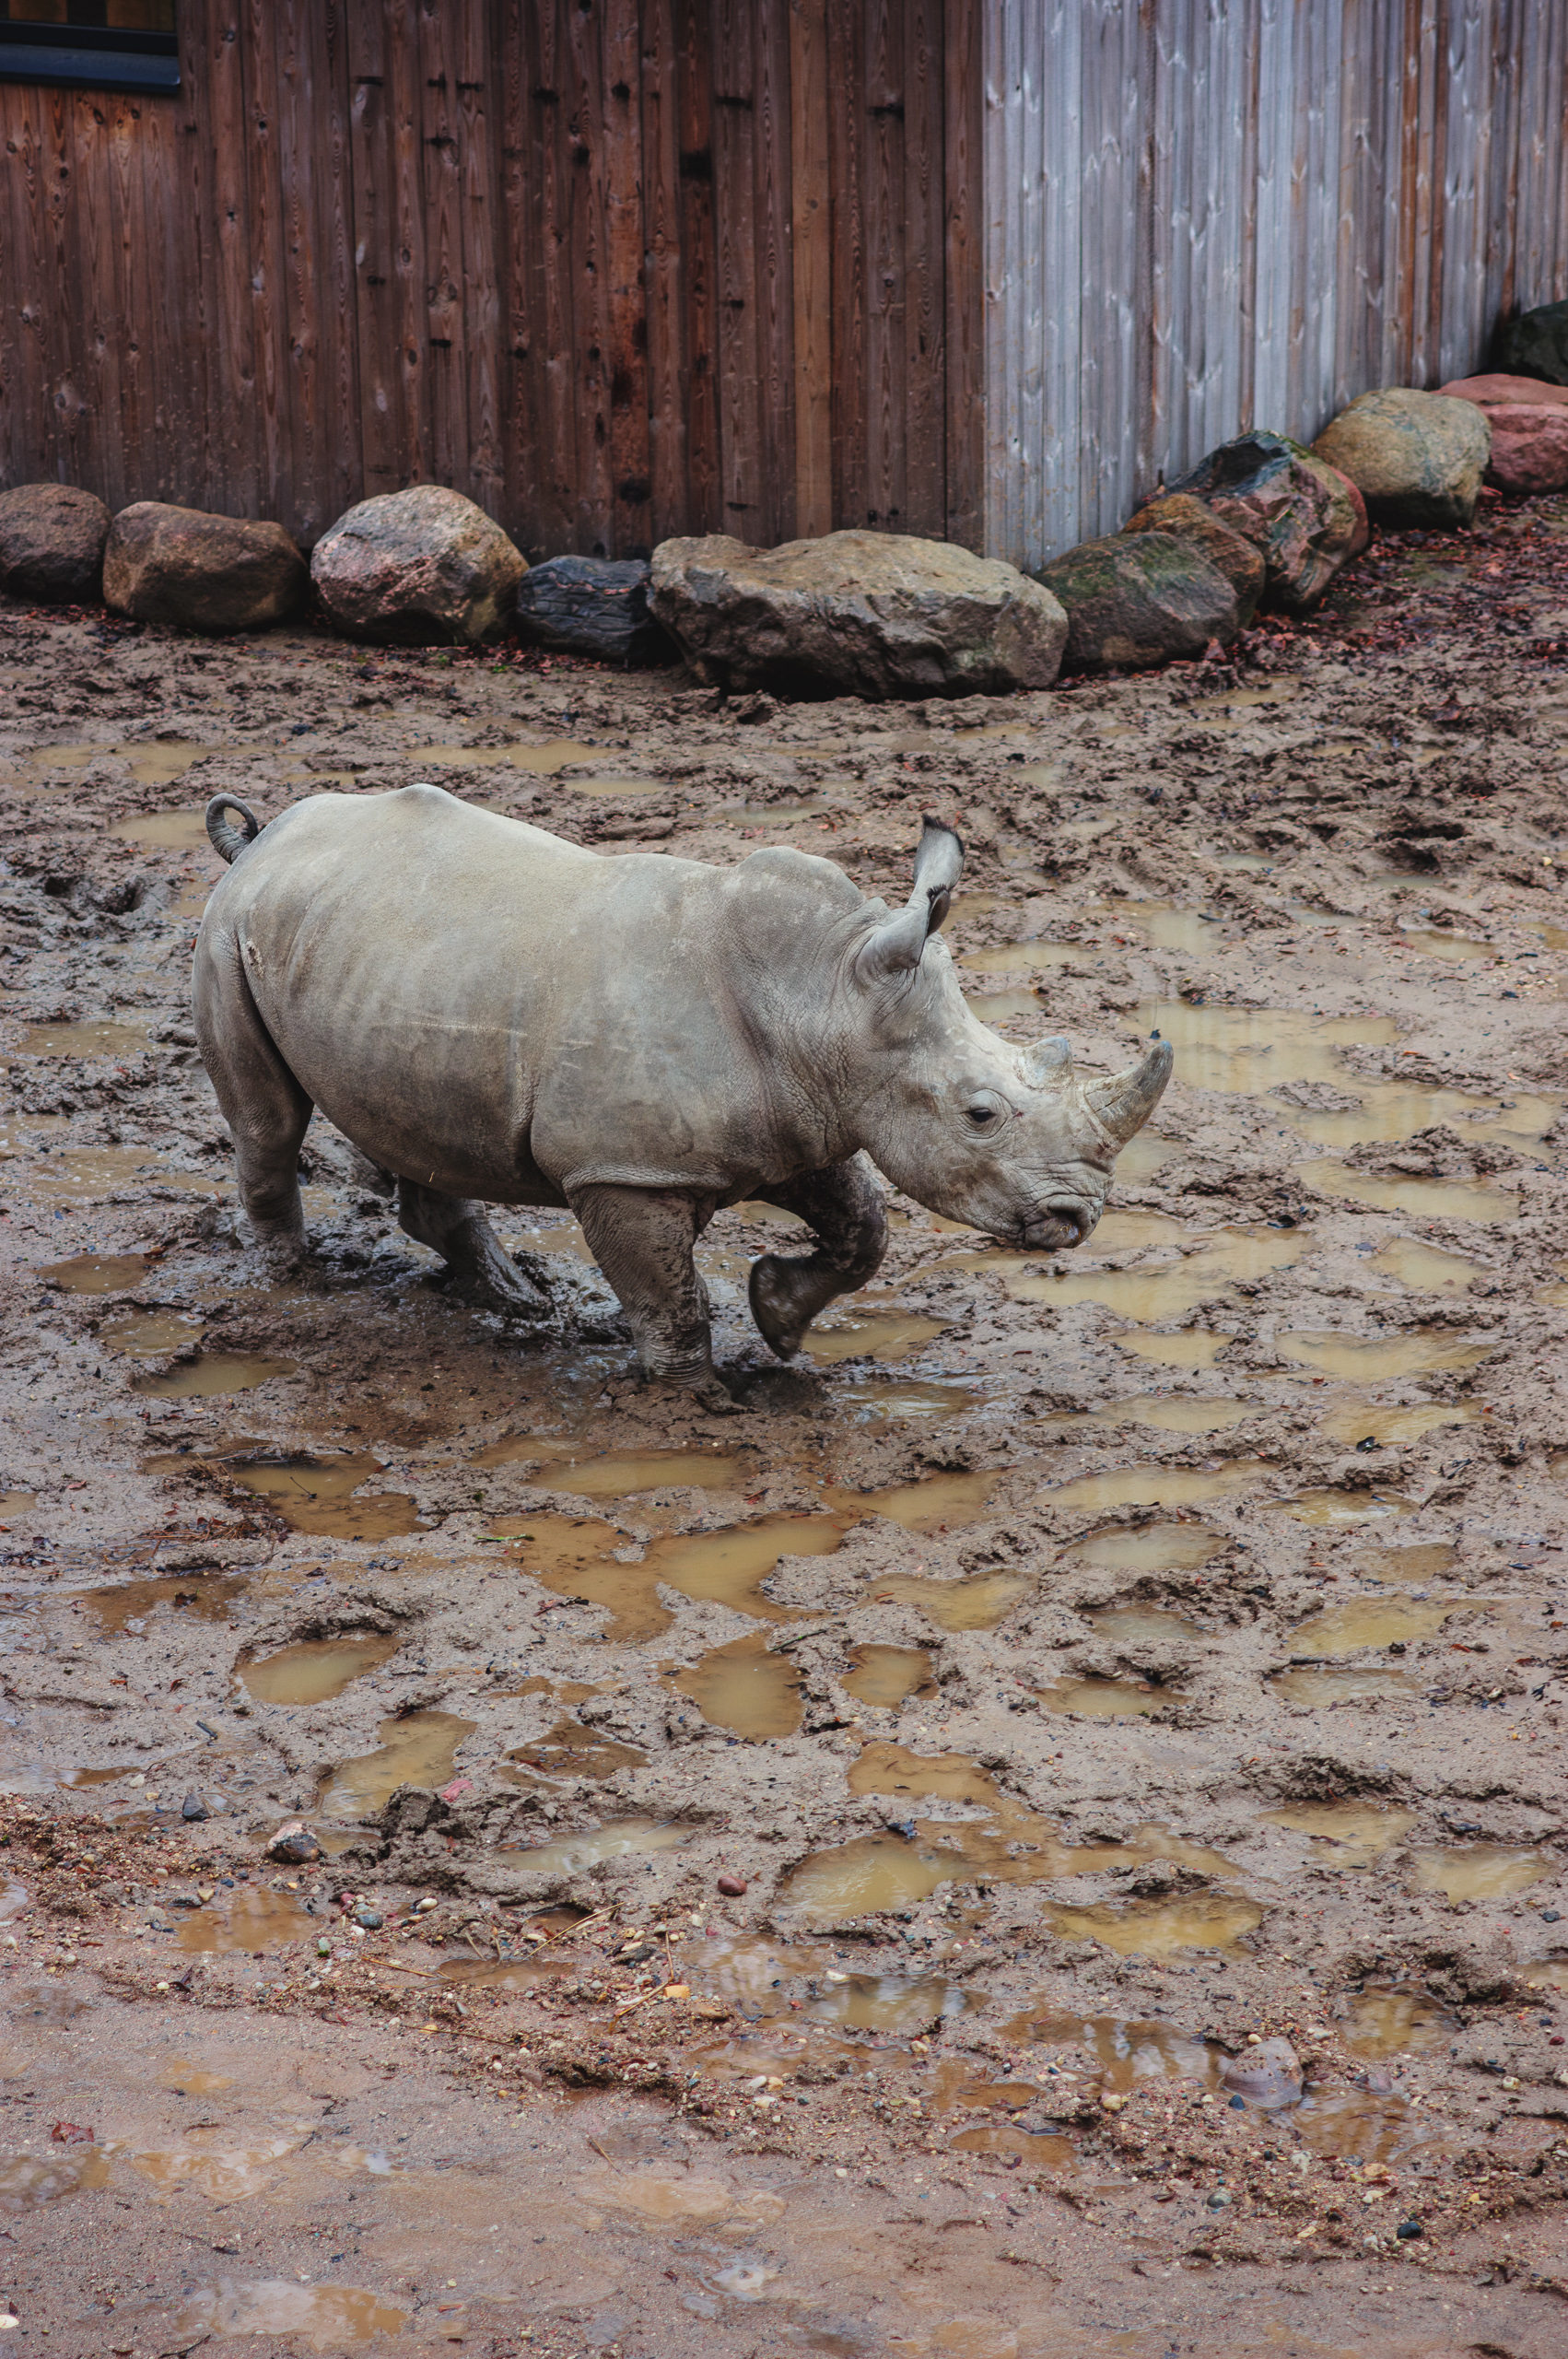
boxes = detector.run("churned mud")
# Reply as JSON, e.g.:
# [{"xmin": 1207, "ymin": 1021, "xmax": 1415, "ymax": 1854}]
[{"xmin": 3, "ymin": 499, "xmax": 1568, "ymax": 2353}]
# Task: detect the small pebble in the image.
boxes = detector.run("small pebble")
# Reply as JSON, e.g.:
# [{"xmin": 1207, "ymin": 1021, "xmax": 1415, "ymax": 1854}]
[
  {"xmin": 355, "ymin": 1907, "xmax": 384, "ymax": 1931},
  {"xmin": 1207, "ymin": 2190, "xmax": 1232, "ymax": 2210},
  {"xmin": 1228, "ymin": 2094, "xmax": 1246, "ymax": 2110},
  {"xmin": 1396, "ymin": 2218, "xmax": 1423, "ymax": 2240},
  {"xmin": 1542, "ymin": 1910, "xmax": 1561, "ymax": 1924},
  {"xmin": 181, "ymin": 1794, "xmax": 208, "ymax": 1822},
  {"xmin": 717, "ymin": 1873, "xmax": 747, "ymax": 1897}
]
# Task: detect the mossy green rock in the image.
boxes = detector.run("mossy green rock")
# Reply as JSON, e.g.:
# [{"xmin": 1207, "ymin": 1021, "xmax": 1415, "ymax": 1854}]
[
  {"xmin": 1312, "ymin": 390, "xmax": 1491, "ymax": 531},
  {"xmin": 1167, "ymin": 431, "xmax": 1362, "ymax": 614},
  {"xmin": 1120, "ymin": 492, "xmax": 1265, "ymax": 625},
  {"xmin": 1034, "ymin": 532, "xmax": 1238, "ymax": 672}
]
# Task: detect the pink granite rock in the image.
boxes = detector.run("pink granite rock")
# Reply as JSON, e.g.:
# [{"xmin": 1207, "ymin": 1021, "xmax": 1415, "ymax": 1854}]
[{"xmin": 1437, "ymin": 373, "xmax": 1568, "ymax": 495}]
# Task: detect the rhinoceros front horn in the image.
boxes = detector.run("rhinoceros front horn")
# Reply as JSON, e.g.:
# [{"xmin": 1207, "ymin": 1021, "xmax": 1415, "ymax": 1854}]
[{"xmin": 1082, "ymin": 1038, "xmax": 1174, "ymax": 1147}]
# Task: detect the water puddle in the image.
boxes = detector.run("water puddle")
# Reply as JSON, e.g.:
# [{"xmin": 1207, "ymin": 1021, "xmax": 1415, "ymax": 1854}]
[
  {"xmin": 1214, "ymin": 850, "xmax": 1275, "ymax": 873},
  {"xmin": 1086, "ymin": 1393, "xmax": 1258, "ymax": 1434},
  {"xmin": 158, "ymin": 2058, "xmax": 238, "ymax": 2095},
  {"xmin": 1315, "ymin": 1396, "xmax": 1479, "ymax": 1447},
  {"xmin": 1059, "ymin": 1521, "xmax": 1225, "ymax": 1573},
  {"xmin": 1039, "ymin": 1458, "xmax": 1270, "ymax": 1514},
  {"xmin": 0, "ymin": 2147, "xmax": 110, "ymax": 2212},
  {"xmin": 100, "ymin": 1307, "xmax": 206, "ymax": 1357},
  {"xmin": 4, "ymin": 1145, "xmax": 224, "ymax": 1204},
  {"xmin": 1113, "ymin": 1330, "xmax": 1232, "ymax": 1369},
  {"xmin": 1277, "ymin": 1327, "xmax": 1493, "ymax": 1380},
  {"xmin": 1289, "ymin": 1594, "xmax": 1469, "ymax": 1655},
  {"xmin": 1268, "ymin": 1488, "xmax": 1414, "ymax": 1526},
  {"xmin": 1367, "ymin": 1238, "xmax": 1486, "ymax": 1294},
  {"xmin": 958, "ymin": 940, "xmax": 1078, "ymax": 975},
  {"xmin": 802, "ymin": 1312, "xmax": 948, "ymax": 1364},
  {"xmin": 134, "ymin": 1355, "xmax": 297, "ymax": 1399},
  {"xmin": 165, "ymin": 2281, "xmax": 408, "ymax": 2346},
  {"xmin": 405, "ymin": 736, "xmax": 642, "ymax": 780},
  {"xmin": 1260, "ymin": 1803, "xmax": 1415, "ymax": 1861},
  {"xmin": 1190, "ymin": 680, "xmax": 1299, "ymax": 722},
  {"xmin": 1290, "ymin": 2089, "xmax": 1431, "ymax": 2164},
  {"xmin": 1041, "ymin": 1895, "xmax": 1264, "ymax": 1954},
  {"xmin": 841, "ymin": 1645, "xmax": 935, "ymax": 1708},
  {"xmin": 506, "ymin": 1718, "xmax": 646, "ymax": 1780},
  {"xmin": 1085, "ymin": 1603, "xmax": 1201, "ymax": 1646},
  {"xmin": 831, "ymin": 1470, "xmax": 1003, "ymax": 1534},
  {"xmin": 238, "ymin": 1634, "xmax": 402, "ymax": 1706},
  {"xmin": 1270, "ymin": 1667, "xmax": 1422, "ymax": 1706},
  {"xmin": 1342, "ymin": 1989, "xmax": 1453, "ymax": 2056},
  {"xmin": 1036, "ymin": 1676, "xmax": 1178, "ymax": 1718},
  {"xmin": 42, "ymin": 1251, "xmax": 151, "ymax": 1292},
  {"xmin": 79, "ymin": 1571, "xmax": 250, "ymax": 1635},
  {"xmin": 1300, "ymin": 1159, "xmax": 1518, "ymax": 1223},
  {"xmin": 1409, "ymin": 1845, "xmax": 1556, "ymax": 1901},
  {"xmin": 999, "ymin": 2000, "xmax": 1224, "ymax": 2091},
  {"xmin": 863, "ymin": 1571, "xmax": 1031, "ymax": 1631},
  {"xmin": 1293, "ymin": 1083, "xmax": 1557, "ymax": 1156},
  {"xmin": 1134, "ymin": 1000, "xmax": 1398, "ymax": 1094},
  {"xmin": 108, "ymin": 805, "xmax": 222, "ymax": 851},
  {"xmin": 779, "ymin": 1832, "xmax": 965, "ymax": 1919},
  {"xmin": 1092, "ymin": 899, "xmax": 1225, "ymax": 956},
  {"xmin": 1115, "ymin": 1130, "xmax": 1174, "ymax": 1181},
  {"xmin": 500, "ymin": 1819, "xmax": 690, "ymax": 1874},
  {"xmin": 674, "ymin": 1634, "xmax": 803, "ymax": 1739},
  {"xmin": 1352, "ymin": 1542, "xmax": 1457, "ymax": 1580},
  {"xmin": 832, "ymin": 1377, "xmax": 981, "ymax": 1422},
  {"xmin": 1523, "ymin": 1958, "xmax": 1568, "ymax": 1990},
  {"xmin": 1012, "ymin": 1225, "xmax": 1307, "ymax": 1320},
  {"xmin": 495, "ymin": 1507, "xmax": 839, "ymax": 1642},
  {"xmin": 1399, "ymin": 928, "xmax": 1495, "ymax": 960},
  {"xmin": 216, "ymin": 1453, "xmax": 420, "ymax": 1540},
  {"xmin": 317, "ymin": 1711, "xmax": 477, "ymax": 1824},
  {"xmin": 13, "ymin": 1017, "xmax": 151, "ymax": 1060},
  {"xmin": 176, "ymin": 1889, "xmax": 319, "ymax": 1954},
  {"xmin": 32, "ymin": 737, "xmax": 242, "ymax": 789},
  {"xmin": 472, "ymin": 1438, "xmax": 748, "ymax": 1497},
  {"xmin": 805, "ymin": 1971, "xmax": 974, "ymax": 2034}
]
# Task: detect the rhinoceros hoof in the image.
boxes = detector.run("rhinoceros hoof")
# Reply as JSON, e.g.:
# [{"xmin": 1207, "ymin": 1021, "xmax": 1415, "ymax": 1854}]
[
  {"xmin": 687, "ymin": 1374, "xmax": 744, "ymax": 1416},
  {"xmin": 449, "ymin": 1265, "xmax": 552, "ymax": 1320},
  {"xmin": 748, "ymin": 1254, "xmax": 811, "ymax": 1361}
]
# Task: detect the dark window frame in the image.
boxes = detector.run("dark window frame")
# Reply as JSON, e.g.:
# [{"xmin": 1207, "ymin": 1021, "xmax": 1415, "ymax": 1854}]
[{"xmin": 0, "ymin": 21, "xmax": 179, "ymax": 96}]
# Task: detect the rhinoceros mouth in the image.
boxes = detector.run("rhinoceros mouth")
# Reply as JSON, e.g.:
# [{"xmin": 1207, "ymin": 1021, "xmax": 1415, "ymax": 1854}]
[{"xmin": 1017, "ymin": 1205, "xmax": 1092, "ymax": 1251}]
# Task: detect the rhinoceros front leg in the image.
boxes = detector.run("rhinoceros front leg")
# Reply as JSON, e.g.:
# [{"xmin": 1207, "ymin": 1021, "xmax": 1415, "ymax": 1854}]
[
  {"xmin": 747, "ymin": 1153, "xmax": 888, "ymax": 1360},
  {"xmin": 396, "ymin": 1180, "xmax": 553, "ymax": 1320},
  {"xmin": 570, "ymin": 1183, "xmax": 737, "ymax": 1414}
]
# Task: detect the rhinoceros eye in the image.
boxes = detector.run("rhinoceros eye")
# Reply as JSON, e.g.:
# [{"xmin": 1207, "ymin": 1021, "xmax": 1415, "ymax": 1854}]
[{"xmin": 965, "ymin": 1097, "xmax": 1005, "ymax": 1132}]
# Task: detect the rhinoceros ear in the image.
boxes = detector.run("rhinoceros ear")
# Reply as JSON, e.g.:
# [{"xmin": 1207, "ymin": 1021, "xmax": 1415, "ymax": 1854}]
[
  {"xmin": 857, "ymin": 816, "xmax": 965, "ymax": 984},
  {"xmin": 1023, "ymin": 1035, "xmax": 1071, "ymax": 1086}
]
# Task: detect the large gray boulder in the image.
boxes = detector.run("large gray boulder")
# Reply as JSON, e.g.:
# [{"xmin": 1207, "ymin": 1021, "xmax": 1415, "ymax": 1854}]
[
  {"xmin": 311, "ymin": 486, "xmax": 526, "ymax": 645},
  {"xmin": 103, "ymin": 503, "xmax": 307, "ymax": 632},
  {"xmin": 649, "ymin": 528, "xmax": 1068, "ymax": 698},
  {"xmin": 1034, "ymin": 530, "xmax": 1238, "ymax": 671},
  {"xmin": 515, "ymin": 555, "xmax": 671, "ymax": 666},
  {"xmin": 0, "ymin": 484, "xmax": 111, "ymax": 604},
  {"xmin": 1312, "ymin": 390, "xmax": 1491, "ymax": 531}
]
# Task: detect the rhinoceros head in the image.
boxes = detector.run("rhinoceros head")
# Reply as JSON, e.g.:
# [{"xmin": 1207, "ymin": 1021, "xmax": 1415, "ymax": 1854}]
[{"xmin": 845, "ymin": 818, "xmax": 1173, "ymax": 1250}]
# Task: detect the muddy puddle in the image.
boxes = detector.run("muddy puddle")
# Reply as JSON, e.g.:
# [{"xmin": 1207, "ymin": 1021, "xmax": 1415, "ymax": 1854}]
[
  {"xmin": 1040, "ymin": 1895, "xmax": 1266, "ymax": 1954},
  {"xmin": 494, "ymin": 1509, "xmax": 846, "ymax": 1639},
  {"xmin": 238, "ymin": 1634, "xmax": 403, "ymax": 1705},
  {"xmin": 674, "ymin": 1634, "xmax": 804, "ymax": 1738},
  {"xmin": 1058, "ymin": 1522, "xmax": 1226, "ymax": 1573},
  {"xmin": 133, "ymin": 1353, "xmax": 298, "ymax": 1399},
  {"xmin": 1260, "ymin": 1802, "xmax": 1415, "ymax": 1860},
  {"xmin": 500, "ymin": 1819, "xmax": 691, "ymax": 1874},
  {"xmin": 1288, "ymin": 1593, "xmax": 1473, "ymax": 1655},
  {"xmin": 176, "ymin": 1889, "xmax": 319, "ymax": 1954},
  {"xmin": 213, "ymin": 1452, "xmax": 422, "ymax": 1540},
  {"xmin": 1276, "ymin": 1327, "xmax": 1495, "ymax": 1380},
  {"xmin": 1036, "ymin": 1675, "xmax": 1179, "ymax": 1718},
  {"xmin": 1040, "ymin": 1456, "xmax": 1272, "ymax": 1514},
  {"xmin": 317, "ymin": 1712, "xmax": 478, "ymax": 1824},
  {"xmin": 1011, "ymin": 1224, "xmax": 1308, "ymax": 1320}
]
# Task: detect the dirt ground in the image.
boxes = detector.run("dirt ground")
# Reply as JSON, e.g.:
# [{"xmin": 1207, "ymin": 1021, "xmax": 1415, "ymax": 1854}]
[{"xmin": 3, "ymin": 495, "xmax": 1568, "ymax": 2356}]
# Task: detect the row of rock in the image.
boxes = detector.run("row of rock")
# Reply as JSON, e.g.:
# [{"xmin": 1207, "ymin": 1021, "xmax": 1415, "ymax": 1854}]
[{"xmin": 0, "ymin": 357, "xmax": 1555, "ymax": 696}]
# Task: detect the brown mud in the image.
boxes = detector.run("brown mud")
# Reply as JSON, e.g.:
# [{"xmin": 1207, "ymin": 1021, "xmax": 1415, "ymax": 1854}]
[{"xmin": 3, "ymin": 502, "xmax": 1568, "ymax": 2352}]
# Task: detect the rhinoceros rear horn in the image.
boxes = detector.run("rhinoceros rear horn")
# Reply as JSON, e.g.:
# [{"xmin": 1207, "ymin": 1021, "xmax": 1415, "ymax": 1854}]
[
  {"xmin": 858, "ymin": 816, "xmax": 965, "ymax": 983},
  {"xmin": 1082, "ymin": 1038, "xmax": 1174, "ymax": 1147}
]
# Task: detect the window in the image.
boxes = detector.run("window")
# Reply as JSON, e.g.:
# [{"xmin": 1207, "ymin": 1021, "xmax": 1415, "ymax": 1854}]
[{"xmin": 0, "ymin": 3, "xmax": 179, "ymax": 95}]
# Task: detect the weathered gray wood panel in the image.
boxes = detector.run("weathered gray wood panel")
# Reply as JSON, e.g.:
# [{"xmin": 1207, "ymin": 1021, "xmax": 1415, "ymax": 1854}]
[{"xmin": 986, "ymin": 0, "xmax": 1568, "ymax": 570}]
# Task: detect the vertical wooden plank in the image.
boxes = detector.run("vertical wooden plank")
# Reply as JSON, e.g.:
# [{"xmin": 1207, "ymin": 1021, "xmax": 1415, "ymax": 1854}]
[
  {"xmin": 345, "ymin": 0, "xmax": 399, "ymax": 499},
  {"xmin": 827, "ymin": 0, "xmax": 868, "ymax": 531},
  {"xmin": 603, "ymin": 0, "xmax": 652, "ymax": 553},
  {"xmin": 564, "ymin": 0, "xmax": 615, "ymax": 550},
  {"xmin": 523, "ymin": 2, "xmax": 579, "ymax": 553},
  {"xmin": 754, "ymin": 0, "xmax": 795, "ymax": 542},
  {"xmin": 676, "ymin": 0, "xmax": 722, "ymax": 537},
  {"xmin": 642, "ymin": 0, "xmax": 689, "ymax": 544},
  {"xmin": 943, "ymin": 0, "xmax": 985, "ymax": 551},
  {"xmin": 272, "ymin": 1, "xmax": 323, "ymax": 534},
  {"xmin": 416, "ymin": 0, "xmax": 464, "ymax": 493},
  {"xmin": 864, "ymin": 0, "xmax": 905, "ymax": 533},
  {"xmin": 451, "ymin": 2, "xmax": 503, "ymax": 522},
  {"xmin": 710, "ymin": 0, "xmax": 764, "ymax": 542},
  {"xmin": 790, "ymin": 0, "xmax": 833, "ymax": 538},
  {"xmin": 901, "ymin": 0, "xmax": 945, "ymax": 534},
  {"xmin": 387, "ymin": 0, "xmax": 434, "ymax": 490},
  {"xmin": 237, "ymin": 0, "xmax": 290, "ymax": 522}
]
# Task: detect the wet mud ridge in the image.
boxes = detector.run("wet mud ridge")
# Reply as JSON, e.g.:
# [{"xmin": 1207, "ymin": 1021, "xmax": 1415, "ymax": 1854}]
[{"xmin": 2, "ymin": 505, "xmax": 1568, "ymax": 2351}]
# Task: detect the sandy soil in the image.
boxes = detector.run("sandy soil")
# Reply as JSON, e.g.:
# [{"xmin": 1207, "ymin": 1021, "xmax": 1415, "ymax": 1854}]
[{"xmin": 2, "ymin": 495, "xmax": 1568, "ymax": 2354}]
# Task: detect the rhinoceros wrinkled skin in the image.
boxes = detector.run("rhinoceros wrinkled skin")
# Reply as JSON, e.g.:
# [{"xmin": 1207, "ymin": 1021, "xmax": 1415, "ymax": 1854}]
[{"xmin": 193, "ymin": 785, "xmax": 1172, "ymax": 1412}]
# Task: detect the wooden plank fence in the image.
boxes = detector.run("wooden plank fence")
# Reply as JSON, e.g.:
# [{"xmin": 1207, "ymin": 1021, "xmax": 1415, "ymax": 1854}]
[{"xmin": 0, "ymin": 1, "xmax": 1565, "ymax": 574}]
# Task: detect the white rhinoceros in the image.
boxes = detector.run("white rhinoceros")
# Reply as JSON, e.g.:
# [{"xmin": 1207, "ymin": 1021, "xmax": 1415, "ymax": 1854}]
[{"xmin": 193, "ymin": 784, "xmax": 1170, "ymax": 1412}]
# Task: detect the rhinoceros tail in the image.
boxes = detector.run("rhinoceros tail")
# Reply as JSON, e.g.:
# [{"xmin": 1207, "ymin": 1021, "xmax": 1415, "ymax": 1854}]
[{"xmin": 206, "ymin": 795, "xmax": 263, "ymax": 864}]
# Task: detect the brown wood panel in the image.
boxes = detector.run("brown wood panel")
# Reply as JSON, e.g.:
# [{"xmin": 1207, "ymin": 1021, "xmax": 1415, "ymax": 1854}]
[
  {"xmin": 345, "ymin": 0, "xmax": 399, "ymax": 498},
  {"xmin": 519, "ymin": 3, "xmax": 577, "ymax": 554},
  {"xmin": 417, "ymin": 2, "xmax": 466, "ymax": 492},
  {"xmin": 604, "ymin": 0, "xmax": 654, "ymax": 554},
  {"xmin": 641, "ymin": 0, "xmax": 690, "ymax": 542},
  {"xmin": 826, "ymin": 0, "xmax": 869, "ymax": 529},
  {"xmin": 864, "ymin": 0, "xmax": 905, "ymax": 530},
  {"xmin": 753, "ymin": 0, "xmax": 794, "ymax": 541},
  {"xmin": 565, "ymin": 0, "xmax": 617, "ymax": 550},
  {"xmin": 496, "ymin": 1, "xmax": 540, "ymax": 552},
  {"xmin": 454, "ymin": 2, "xmax": 503, "ymax": 519},
  {"xmin": 711, "ymin": 0, "xmax": 766, "ymax": 542},
  {"xmin": 675, "ymin": 0, "xmax": 721, "ymax": 536},
  {"xmin": 790, "ymin": 0, "xmax": 832, "ymax": 539},
  {"xmin": 902, "ymin": 0, "xmax": 944, "ymax": 534},
  {"xmin": 238, "ymin": 0, "xmax": 290, "ymax": 525}
]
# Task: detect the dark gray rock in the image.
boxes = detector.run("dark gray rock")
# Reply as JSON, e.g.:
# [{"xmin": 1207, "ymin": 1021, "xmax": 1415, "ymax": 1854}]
[
  {"xmin": 515, "ymin": 556, "xmax": 672, "ymax": 666},
  {"xmin": 0, "ymin": 484, "xmax": 111, "ymax": 604},
  {"xmin": 1492, "ymin": 298, "xmax": 1568, "ymax": 386}
]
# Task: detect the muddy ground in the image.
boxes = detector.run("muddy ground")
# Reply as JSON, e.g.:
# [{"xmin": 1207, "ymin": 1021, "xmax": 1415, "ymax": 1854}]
[{"xmin": 3, "ymin": 498, "xmax": 1568, "ymax": 2355}]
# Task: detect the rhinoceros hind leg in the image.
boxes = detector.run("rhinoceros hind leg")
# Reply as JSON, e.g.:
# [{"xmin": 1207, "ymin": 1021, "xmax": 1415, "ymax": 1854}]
[
  {"xmin": 192, "ymin": 932, "xmax": 312, "ymax": 1272},
  {"xmin": 396, "ymin": 1180, "xmax": 553, "ymax": 1320},
  {"xmin": 570, "ymin": 1182, "xmax": 738, "ymax": 1414},
  {"xmin": 748, "ymin": 1154, "xmax": 887, "ymax": 1360}
]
